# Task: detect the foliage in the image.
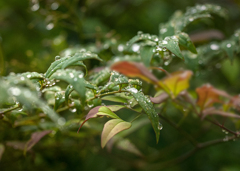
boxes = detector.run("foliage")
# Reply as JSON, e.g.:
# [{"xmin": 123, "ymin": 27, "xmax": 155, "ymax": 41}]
[{"xmin": 1, "ymin": 1, "xmax": 240, "ymax": 171}]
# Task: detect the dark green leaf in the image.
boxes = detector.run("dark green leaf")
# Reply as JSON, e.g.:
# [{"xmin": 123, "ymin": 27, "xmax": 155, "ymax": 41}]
[
  {"xmin": 177, "ymin": 32, "xmax": 197, "ymax": 54},
  {"xmin": 140, "ymin": 45, "xmax": 155, "ymax": 67}
]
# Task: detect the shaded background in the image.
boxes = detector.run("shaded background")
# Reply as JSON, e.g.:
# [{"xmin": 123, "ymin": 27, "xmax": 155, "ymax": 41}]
[{"xmin": 1, "ymin": 0, "xmax": 240, "ymax": 170}]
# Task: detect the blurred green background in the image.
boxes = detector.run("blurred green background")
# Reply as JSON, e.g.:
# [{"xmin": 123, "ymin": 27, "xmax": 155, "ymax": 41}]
[{"xmin": 1, "ymin": 0, "xmax": 240, "ymax": 171}]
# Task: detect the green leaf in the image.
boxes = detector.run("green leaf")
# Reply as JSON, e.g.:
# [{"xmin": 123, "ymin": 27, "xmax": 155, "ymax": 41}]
[
  {"xmin": 107, "ymin": 105, "xmax": 126, "ymax": 112},
  {"xmin": 101, "ymin": 119, "xmax": 131, "ymax": 148},
  {"xmin": 54, "ymin": 92, "xmax": 65, "ymax": 110},
  {"xmin": 140, "ymin": 45, "xmax": 155, "ymax": 67},
  {"xmin": 45, "ymin": 51, "xmax": 101, "ymax": 78},
  {"xmin": 102, "ymin": 95, "xmax": 128, "ymax": 103},
  {"xmin": 127, "ymin": 32, "xmax": 158, "ymax": 47},
  {"xmin": 42, "ymin": 86, "xmax": 62, "ymax": 93},
  {"xmin": 177, "ymin": 32, "xmax": 197, "ymax": 54},
  {"xmin": 161, "ymin": 36, "xmax": 184, "ymax": 60},
  {"xmin": 221, "ymin": 59, "xmax": 240, "ymax": 84},
  {"xmin": 50, "ymin": 69, "xmax": 86, "ymax": 104},
  {"xmin": 65, "ymin": 85, "xmax": 74, "ymax": 104},
  {"xmin": 21, "ymin": 72, "xmax": 44, "ymax": 80},
  {"xmin": 221, "ymin": 40, "xmax": 236, "ymax": 63},
  {"xmin": 0, "ymin": 143, "xmax": 5, "ymax": 161},
  {"xmin": 97, "ymin": 106, "xmax": 120, "ymax": 119},
  {"xmin": 91, "ymin": 68, "xmax": 111, "ymax": 86},
  {"xmin": 116, "ymin": 139, "xmax": 143, "ymax": 156},
  {"xmin": 126, "ymin": 87, "xmax": 160, "ymax": 143}
]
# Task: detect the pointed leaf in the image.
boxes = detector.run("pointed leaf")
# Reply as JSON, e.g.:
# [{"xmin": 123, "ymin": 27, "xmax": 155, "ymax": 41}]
[
  {"xmin": 150, "ymin": 92, "xmax": 169, "ymax": 104},
  {"xmin": 50, "ymin": 69, "xmax": 86, "ymax": 104},
  {"xmin": 91, "ymin": 68, "xmax": 111, "ymax": 86},
  {"xmin": 140, "ymin": 45, "xmax": 155, "ymax": 67},
  {"xmin": 221, "ymin": 40, "xmax": 236, "ymax": 63},
  {"xmin": 161, "ymin": 36, "xmax": 184, "ymax": 60},
  {"xmin": 177, "ymin": 32, "xmax": 197, "ymax": 54},
  {"xmin": 111, "ymin": 61, "xmax": 158, "ymax": 84},
  {"xmin": 116, "ymin": 139, "xmax": 143, "ymax": 157},
  {"xmin": 102, "ymin": 95, "xmax": 128, "ymax": 103},
  {"xmin": 21, "ymin": 72, "xmax": 44, "ymax": 80},
  {"xmin": 158, "ymin": 70, "xmax": 193, "ymax": 97},
  {"xmin": 127, "ymin": 32, "xmax": 158, "ymax": 47},
  {"xmin": 54, "ymin": 92, "xmax": 65, "ymax": 110},
  {"xmin": 101, "ymin": 119, "xmax": 131, "ymax": 148},
  {"xmin": 127, "ymin": 87, "xmax": 160, "ymax": 143}
]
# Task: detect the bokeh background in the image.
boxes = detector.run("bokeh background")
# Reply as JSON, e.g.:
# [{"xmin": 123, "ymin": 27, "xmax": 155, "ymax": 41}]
[{"xmin": 1, "ymin": 0, "xmax": 240, "ymax": 170}]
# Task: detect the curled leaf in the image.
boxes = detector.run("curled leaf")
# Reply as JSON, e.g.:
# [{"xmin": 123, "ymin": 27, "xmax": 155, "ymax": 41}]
[{"xmin": 101, "ymin": 119, "xmax": 131, "ymax": 148}]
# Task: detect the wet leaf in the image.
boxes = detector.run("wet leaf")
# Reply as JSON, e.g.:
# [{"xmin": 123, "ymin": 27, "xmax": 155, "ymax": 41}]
[
  {"xmin": 78, "ymin": 106, "xmax": 120, "ymax": 132},
  {"xmin": 107, "ymin": 105, "xmax": 126, "ymax": 112},
  {"xmin": 50, "ymin": 69, "xmax": 86, "ymax": 104},
  {"xmin": 221, "ymin": 59, "xmax": 240, "ymax": 84},
  {"xmin": 90, "ymin": 68, "xmax": 111, "ymax": 86},
  {"xmin": 101, "ymin": 119, "xmax": 131, "ymax": 148},
  {"xmin": 42, "ymin": 86, "xmax": 62, "ymax": 93},
  {"xmin": 158, "ymin": 70, "xmax": 193, "ymax": 98},
  {"xmin": 127, "ymin": 87, "xmax": 160, "ymax": 143},
  {"xmin": 21, "ymin": 72, "xmax": 44, "ymax": 80},
  {"xmin": 160, "ymin": 36, "xmax": 184, "ymax": 60},
  {"xmin": 25, "ymin": 130, "xmax": 52, "ymax": 152},
  {"xmin": 221, "ymin": 40, "xmax": 236, "ymax": 63},
  {"xmin": 102, "ymin": 95, "xmax": 128, "ymax": 103},
  {"xmin": 54, "ymin": 92, "xmax": 65, "ymax": 110},
  {"xmin": 111, "ymin": 61, "xmax": 158, "ymax": 84},
  {"xmin": 140, "ymin": 45, "xmax": 155, "ymax": 67},
  {"xmin": 177, "ymin": 32, "xmax": 197, "ymax": 54},
  {"xmin": 127, "ymin": 32, "xmax": 158, "ymax": 47},
  {"xmin": 0, "ymin": 143, "xmax": 4, "ymax": 160}
]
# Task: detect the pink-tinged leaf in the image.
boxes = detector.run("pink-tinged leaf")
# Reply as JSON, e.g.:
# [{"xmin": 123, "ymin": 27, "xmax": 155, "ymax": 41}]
[
  {"xmin": 150, "ymin": 92, "xmax": 169, "ymax": 104},
  {"xmin": 196, "ymin": 84, "xmax": 231, "ymax": 110},
  {"xmin": 111, "ymin": 61, "xmax": 159, "ymax": 84},
  {"xmin": 202, "ymin": 108, "xmax": 240, "ymax": 120},
  {"xmin": 6, "ymin": 141, "xmax": 26, "ymax": 150},
  {"xmin": 0, "ymin": 144, "xmax": 5, "ymax": 161},
  {"xmin": 25, "ymin": 130, "xmax": 52, "ymax": 152},
  {"xmin": 158, "ymin": 70, "xmax": 193, "ymax": 98},
  {"xmin": 101, "ymin": 119, "xmax": 131, "ymax": 148},
  {"xmin": 229, "ymin": 96, "xmax": 240, "ymax": 111},
  {"xmin": 78, "ymin": 106, "xmax": 120, "ymax": 132}
]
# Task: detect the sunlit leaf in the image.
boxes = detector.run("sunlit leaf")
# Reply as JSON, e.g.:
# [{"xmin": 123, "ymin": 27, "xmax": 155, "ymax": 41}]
[
  {"xmin": 127, "ymin": 87, "xmax": 160, "ymax": 143},
  {"xmin": 50, "ymin": 69, "xmax": 86, "ymax": 104},
  {"xmin": 101, "ymin": 119, "xmax": 131, "ymax": 148},
  {"xmin": 111, "ymin": 61, "xmax": 158, "ymax": 84},
  {"xmin": 158, "ymin": 70, "xmax": 193, "ymax": 97}
]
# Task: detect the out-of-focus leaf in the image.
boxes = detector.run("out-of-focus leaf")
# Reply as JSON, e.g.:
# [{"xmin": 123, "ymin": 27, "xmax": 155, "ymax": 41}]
[
  {"xmin": 111, "ymin": 61, "xmax": 158, "ymax": 84},
  {"xmin": 42, "ymin": 86, "xmax": 62, "ymax": 93},
  {"xmin": 127, "ymin": 87, "xmax": 160, "ymax": 143},
  {"xmin": 202, "ymin": 108, "xmax": 240, "ymax": 120},
  {"xmin": 25, "ymin": 130, "xmax": 52, "ymax": 152},
  {"xmin": 78, "ymin": 106, "xmax": 120, "ymax": 132},
  {"xmin": 102, "ymin": 95, "xmax": 128, "ymax": 103},
  {"xmin": 90, "ymin": 68, "xmax": 111, "ymax": 86},
  {"xmin": 50, "ymin": 69, "xmax": 86, "ymax": 104},
  {"xmin": 0, "ymin": 143, "xmax": 5, "ymax": 161},
  {"xmin": 189, "ymin": 29, "xmax": 225, "ymax": 43},
  {"xmin": 101, "ymin": 119, "xmax": 131, "ymax": 148},
  {"xmin": 158, "ymin": 70, "xmax": 193, "ymax": 98},
  {"xmin": 54, "ymin": 92, "xmax": 65, "ymax": 110},
  {"xmin": 127, "ymin": 32, "xmax": 158, "ymax": 47},
  {"xmin": 221, "ymin": 59, "xmax": 240, "ymax": 84},
  {"xmin": 116, "ymin": 139, "xmax": 143, "ymax": 157},
  {"xmin": 221, "ymin": 40, "xmax": 236, "ymax": 63},
  {"xmin": 160, "ymin": 36, "xmax": 184, "ymax": 60},
  {"xmin": 140, "ymin": 45, "xmax": 155, "ymax": 67},
  {"xmin": 6, "ymin": 141, "xmax": 26, "ymax": 150},
  {"xmin": 177, "ymin": 32, "xmax": 197, "ymax": 54},
  {"xmin": 107, "ymin": 105, "xmax": 126, "ymax": 112},
  {"xmin": 21, "ymin": 72, "xmax": 44, "ymax": 80},
  {"xmin": 196, "ymin": 84, "xmax": 222, "ymax": 110},
  {"xmin": 150, "ymin": 92, "xmax": 169, "ymax": 104}
]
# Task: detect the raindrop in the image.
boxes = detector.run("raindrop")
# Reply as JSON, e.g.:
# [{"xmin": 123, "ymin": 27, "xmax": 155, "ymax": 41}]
[
  {"xmin": 74, "ymin": 78, "xmax": 78, "ymax": 81},
  {"xmin": 55, "ymin": 56, "xmax": 61, "ymax": 60},
  {"xmin": 132, "ymin": 44, "xmax": 140, "ymax": 52},
  {"xmin": 189, "ymin": 17, "xmax": 194, "ymax": 22},
  {"xmin": 78, "ymin": 74, "xmax": 83, "ymax": 78},
  {"xmin": 20, "ymin": 77, "xmax": 25, "ymax": 81},
  {"xmin": 27, "ymin": 74, "xmax": 31, "ymax": 78},
  {"xmin": 51, "ymin": 2, "xmax": 59, "ymax": 10},
  {"xmin": 226, "ymin": 43, "xmax": 231, "ymax": 48},
  {"xmin": 158, "ymin": 122, "xmax": 163, "ymax": 130},
  {"xmin": 162, "ymin": 40, "xmax": 168, "ymax": 45},
  {"xmin": 210, "ymin": 44, "xmax": 219, "ymax": 50},
  {"xmin": 70, "ymin": 108, "xmax": 77, "ymax": 113},
  {"xmin": 9, "ymin": 87, "xmax": 21, "ymax": 96},
  {"xmin": 160, "ymin": 28, "xmax": 167, "ymax": 34},
  {"xmin": 137, "ymin": 31, "xmax": 143, "ymax": 35},
  {"xmin": 118, "ymin": 44, "xmax": 124, "ymax": 52},
  {"xmin": 69, "ymin": 73, "xmax": 74, "ymax": 78},
  {"xmin": 46, "ymin": 23, "xmax": 54, "ymax": 30},
  {"xmin": 31, "ymin": 3, "xmax": 39, "ymax": 11}
]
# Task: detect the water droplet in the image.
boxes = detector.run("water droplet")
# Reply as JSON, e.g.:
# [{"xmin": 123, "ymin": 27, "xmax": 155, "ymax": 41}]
[
  {"xmin": 70, "ymin": 108, "xmax": 77, "ymax": 113},
  {"xmin": 46, "ymin": 23, "xmax": 54, "ymax": 30},
  {"xmin": 158, "ymin": 122, "xmax": 163, "ymax": 130},
  {"xmin": 58, "ymin": 117, "xmax": 66, "ymax": 126},
  {"xmin": 55, "ymin": 56, "xmax": 61, "ymax": 60},
  {"xmin": 27, "ymin": 74, "xmax": 31, "ymax": 78},
  {"xmin": 9, "ymin": 87, "xmax": 21, "ymax": 96},
  {"xmin": 24, "ymin": 90, "xmax": 31, "ymax": 98},
  {"xmin": 20, "ymin": 77, "xmax": 25, "ymax": 80},
  {"xmin": 118, "ymin": 44, "xmax": 124, "ymax": 52},
  {"xmin": 132, "ymin": 44, "xmax": 140, "ymax": 52},
  {"xmin": 189, "ymin": 17, "xmax": 194, "ymax": 22},
  {"xmin": 78, "ymin": 74, "xmax": 83, "ymax": 78},
  {"xmin": 162, "ymin": 40, "xmax": 168, "ymax": 44},
  {"xmin": 210, "ymin": 44, "xmax": 219, "ymax": 50},
  {"xmin": 226, "ymin": 43, "xmax": 231, "ymax": 48},
  {"xmin": 69, "ymin": 72, "xmax": 74, "ymax": 78},
  {"xmin": 160, "ymin": 28, "xmax": 167, "ymax": 34},
  {"xmin": 31, "ymin": 3, "xmax": 39, "ymax": 11},
  {"xmin": 128, "ymin": 87, "xmax": 138, "ymax": 93},
  {"xmin": 200, "ymin": 5, "xmax": 206, "ymax": 10},
  {"xmin": 51, "ymin": 2, "xmax": 59, "ymax": 10},
  {"xmin": 137, "ymin": 31, "xmax": 143, "ymax": 35}
]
